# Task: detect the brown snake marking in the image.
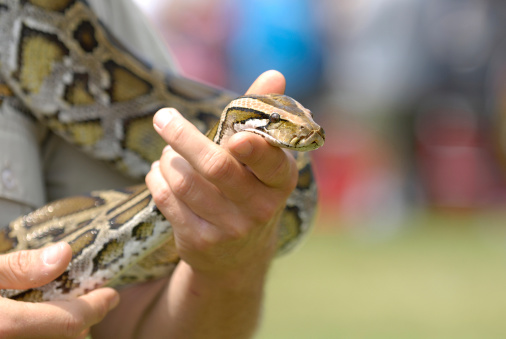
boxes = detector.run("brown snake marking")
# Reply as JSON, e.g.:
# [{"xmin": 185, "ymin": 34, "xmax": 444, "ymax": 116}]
[{"xmin": 0, "ymin": 0, "xmax": 324, "ymax": 301}]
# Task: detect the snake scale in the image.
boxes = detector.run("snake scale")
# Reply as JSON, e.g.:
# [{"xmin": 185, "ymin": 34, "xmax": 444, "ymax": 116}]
[{"xmin": 0, "ymin": 0, "xmax": 324, "ymax": 302}]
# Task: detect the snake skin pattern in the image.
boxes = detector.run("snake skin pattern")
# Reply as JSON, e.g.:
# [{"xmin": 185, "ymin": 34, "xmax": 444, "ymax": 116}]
[{"xmin": 0, "ymin": 0, "xmax": 324, "ymax": 301}]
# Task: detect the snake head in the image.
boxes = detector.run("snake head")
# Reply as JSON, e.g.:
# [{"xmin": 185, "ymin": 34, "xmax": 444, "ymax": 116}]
[{"xmin": 221, "ymin": 94, "xmax": 325, "ymax": 151}]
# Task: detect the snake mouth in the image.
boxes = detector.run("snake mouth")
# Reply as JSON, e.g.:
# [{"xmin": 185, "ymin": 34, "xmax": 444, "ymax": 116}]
[{"xmin": 293, "ymin": 128, "xmax": 325, "ymax": 151}]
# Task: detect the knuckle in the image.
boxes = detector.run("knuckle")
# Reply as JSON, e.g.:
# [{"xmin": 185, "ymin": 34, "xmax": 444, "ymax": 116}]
[
  {"xmin": 252, "ymin": 197, "xmax": 281, "ymax": 224},
  {"xmin": 192, "ymin": 238, "xmax": 212, "ymax": 254},
  {"xmin": 170, "ymin": 171, "xmax": 195, "ymax": 198},
  {"xmin": 191, "ymin": 222, "xmax": 231, "ymax": 252},
  {"xmin": 226, "ymin": 222, "xmax": 251, "ymax": 241},
  {"xmin": 191, "ymin": 231, "xmax": 216, "ymax": 253},
  {"xmin": 151, "ymin": 184, "xmax": 173, "ymax": 208},
  {"xmin": 7, "ymin": 250, "xmax": 32, "ymax": 280},
  {"xmin": 62, "ymin": 313, "xmax": 85, "ymax": 339},
  {"xmin": 202, "ymin": 151, "xmax": 233, "ymax": 181}
]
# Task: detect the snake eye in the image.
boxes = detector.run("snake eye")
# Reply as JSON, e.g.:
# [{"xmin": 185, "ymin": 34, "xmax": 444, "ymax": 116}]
[{"xmin": 269, "ymin": 113, "xmax": 281, "ymax": 123}]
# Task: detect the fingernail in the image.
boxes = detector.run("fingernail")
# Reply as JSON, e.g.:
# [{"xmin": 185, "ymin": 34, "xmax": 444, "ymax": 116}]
[
  {"xmin": 162, "ymin": 145, "xmax": 172, "ymax": 154},
  {"xmin": 154, "ymin": 109, "xmax": 175, "ymax": 130},
  {"xmin": 42, "ymin": 243, "xmax": 64, "ymax": 266},
  {"xmin": 233, "ymin": 140, "xmax": 253, "ymax": 157},
  {"xmin": 151, "ymin": 160, "xmax": 160, "ymax": 169}
]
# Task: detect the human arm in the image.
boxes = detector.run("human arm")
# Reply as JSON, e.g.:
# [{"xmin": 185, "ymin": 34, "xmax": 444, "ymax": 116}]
[
  {"xmin": 0, "ymin": 242, "xmax": 119, "ymax": 339},
  {"xmin": 90, "ymin": 70, "xmax": 298, "ymax": 339},
  {"xmin": 144, "ymin": 69, "xmax": 296, "ymax": 338}
]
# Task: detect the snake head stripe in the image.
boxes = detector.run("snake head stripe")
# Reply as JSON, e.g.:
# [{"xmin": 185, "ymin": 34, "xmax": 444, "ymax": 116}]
[{"xmin": 214, "ymin": 94, "xmax": 325, "ymax": 151}]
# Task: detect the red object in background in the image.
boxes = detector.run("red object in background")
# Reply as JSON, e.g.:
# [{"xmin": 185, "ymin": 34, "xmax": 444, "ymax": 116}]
[
  {"xmin": 312, "ymin": 117, "xmax": 402, "ymax": 225},
  {"xmin": 415, "ymin": 100, "xmax": 494, "ymax": 210}
]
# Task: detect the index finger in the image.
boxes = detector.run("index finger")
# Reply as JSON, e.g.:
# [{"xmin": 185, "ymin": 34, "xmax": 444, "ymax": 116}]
[{"xmin": 153, "ymin": 108, "xmax": 254, "ymax": 198}]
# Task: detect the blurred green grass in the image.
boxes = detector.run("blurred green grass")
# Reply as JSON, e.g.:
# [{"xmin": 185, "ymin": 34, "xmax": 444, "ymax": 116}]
[{"xmin": 257, "ymin": 212, "xmax": 506, "ymax": 339}]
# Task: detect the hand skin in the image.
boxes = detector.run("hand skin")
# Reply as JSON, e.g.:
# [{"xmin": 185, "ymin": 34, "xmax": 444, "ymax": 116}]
[
  {"xmin": 0, "ymin": 70, "xmax": 296, "ymax": 339},
  {"xmin": 0, "ymin": 242, "xmax": 119, "ymax": 339},
  {"xmin": 91, "ymin": 70, "xmax": 299, "ymax": 339}
]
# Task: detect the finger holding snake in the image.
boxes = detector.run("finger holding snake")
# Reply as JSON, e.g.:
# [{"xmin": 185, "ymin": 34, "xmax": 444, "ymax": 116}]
[
  {"xmin": 139, "ymin": 70, "xmax": 294, "ymax": 339},
  {"xmin": 146, "ymin": 70, "xmax": 294, "ymax": 275},
  {"xmin": 0, "ymin": 243, "xmax": 119, "ymax": 338}
]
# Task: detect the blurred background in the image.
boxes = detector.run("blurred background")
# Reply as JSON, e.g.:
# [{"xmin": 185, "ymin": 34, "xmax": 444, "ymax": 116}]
[{"xmin": 132, "ymin": 0, "xmax": 506, "ymax": 337}]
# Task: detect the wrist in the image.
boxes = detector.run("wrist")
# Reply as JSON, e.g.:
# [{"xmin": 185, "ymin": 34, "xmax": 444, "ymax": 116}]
[{"xmin": 180, "ymin": 258, "xmax": 272, "ymax": 296}]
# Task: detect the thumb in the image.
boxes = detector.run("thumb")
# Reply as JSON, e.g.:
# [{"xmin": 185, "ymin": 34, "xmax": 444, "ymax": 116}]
[
  {"xmin": 246, "ymin": 70, "xmax": 286, "ymax": 95},
  {"xmin": 0, "ymin": 242, "xmax": 72, "ymax": 290}
]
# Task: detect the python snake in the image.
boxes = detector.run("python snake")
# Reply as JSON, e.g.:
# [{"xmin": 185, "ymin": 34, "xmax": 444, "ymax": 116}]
[{"xmin": 0, "ymin": 0, "xmax": 324, "ymax": 302}]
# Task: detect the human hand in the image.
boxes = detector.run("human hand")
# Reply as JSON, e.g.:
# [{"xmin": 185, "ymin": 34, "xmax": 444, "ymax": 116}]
[
  {"xmin": 146, "ymin": 70, "xmax": 298, "ymax": 279},
  {"xmin": 0, "ymin": 242, "xmax": 119, "ymax": 339}
]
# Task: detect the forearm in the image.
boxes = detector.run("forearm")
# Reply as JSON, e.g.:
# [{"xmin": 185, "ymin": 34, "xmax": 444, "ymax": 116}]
[{"xmin": 136, "ymin": 260, "xmax": 270, "ymax": 339}]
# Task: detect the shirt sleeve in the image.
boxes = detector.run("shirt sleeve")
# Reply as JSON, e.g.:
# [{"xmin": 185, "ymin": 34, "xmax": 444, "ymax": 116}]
[
  {"xmin": 0, "ymin": 103, "xmax": 46, "ymax": 225},
  {"xmin": 0, "ymin": 0, "xmax": 178, "ymax": 225},
  {"xmin": 87, "ymin": 0, "xmax": 179, "ymax": 71}
]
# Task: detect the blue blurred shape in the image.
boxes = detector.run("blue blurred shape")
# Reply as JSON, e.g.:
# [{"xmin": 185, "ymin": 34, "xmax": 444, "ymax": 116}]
[{"xmin": 226, "ymin": 0, "xmax": 324, "ymax": 96}]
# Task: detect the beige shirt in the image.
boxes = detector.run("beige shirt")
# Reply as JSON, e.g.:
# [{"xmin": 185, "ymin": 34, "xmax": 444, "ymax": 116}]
[{"xmin": 0, "ymin": 0, "xmax": 177, "ymax": 226}]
